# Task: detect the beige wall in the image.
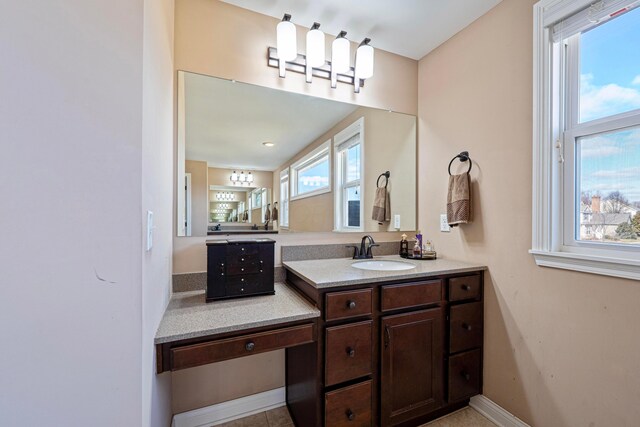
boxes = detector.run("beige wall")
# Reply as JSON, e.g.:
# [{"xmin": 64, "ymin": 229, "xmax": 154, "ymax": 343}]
[
  {"xmin": 288, "ymin": 193, "xmax": 334, "ymax": 232},
  {"xmin": 186, "ymin": 160, "xmax": 208, "ymax": 236},
  {"xmin": 172, "ymin": 0, "xmax": 417, "ymax": 415},
  {"xmin": 418, "ymin": 1, "xmax": 640, "ymax": 426},
  {"xmin": 175, "ymin": 0, "xmax": 418, "ymax": 115}
]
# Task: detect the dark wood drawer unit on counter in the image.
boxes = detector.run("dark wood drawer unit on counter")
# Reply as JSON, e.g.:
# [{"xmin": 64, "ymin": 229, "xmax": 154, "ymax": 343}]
[
  {"xmin": 285, "ymin": 267, "xmax": 484, "ymax": 427},
  {"xmin": 206, "ymin": 239, "xmax": 275, "ymax": 301}
]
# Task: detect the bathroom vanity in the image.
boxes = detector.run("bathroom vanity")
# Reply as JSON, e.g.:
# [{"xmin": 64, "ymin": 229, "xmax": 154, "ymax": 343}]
[{"xmin": 283, "ymin": 256, "xmax": 486, "ymax": 427}]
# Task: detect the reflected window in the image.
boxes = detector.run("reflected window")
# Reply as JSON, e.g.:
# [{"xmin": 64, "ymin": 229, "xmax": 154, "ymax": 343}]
[
  {"xmin": 334, "ymin": 118, "xmax": 364, "ymax": 231},
  {"xmin": 290, "ymin": 140, "xmax": 331, "ymax": 199},
  {"xmin": 280, "ymin": 169, "xmax": 290, "ymax": 227}
]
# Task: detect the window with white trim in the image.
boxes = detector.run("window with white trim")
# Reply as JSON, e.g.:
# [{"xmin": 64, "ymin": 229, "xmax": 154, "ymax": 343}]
[
  {"xmin": 290, "ymin": 140, "xmax": 331, "ymax": 199},
  {"xmin": 280, "ymin": 168, "xmax": 290, "ymax": 228},
  {"xmin": 532, "ymin": 0, "xmax": 640, "ymax": 280},
  {"xmin": 334, "ymin": 118, "xmax": 364, "ymax": 231}
]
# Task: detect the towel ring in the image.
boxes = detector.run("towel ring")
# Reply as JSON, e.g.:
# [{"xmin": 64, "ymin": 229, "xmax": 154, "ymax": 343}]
[
  {"xmin": 377, "ymin": 171, "xmax": 390, "ymax": 188},
  {"xmin": 448, "ymin": 151, "xmax": 473, "ymax": 175}
]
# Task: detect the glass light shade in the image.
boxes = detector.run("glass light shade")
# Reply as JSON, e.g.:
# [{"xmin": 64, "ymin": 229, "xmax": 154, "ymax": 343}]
[
  {"xmin": 247, "ymin": 172, "xmax": 254, "ymax": 183},
  {"xmin": 277, "ymin": 20, "xmax": 297, "ymax": 61},
  {"xmin": 239, "ymin": 172, "xmax": 246, "ymax": 182},
  {"xmin": 355, "ymin": 44, "xmax": 374, "ymax": 79},
  {"xmin": 306, "ymin": 28, "xmax": 325, "ymax": 68},
  {"xmin": 331, "ymin": 36, "xmax": 350, "ymax": 73},
  {"xmin": 230, "ymin": 171, "xmax": 238, "ymax": 182}
]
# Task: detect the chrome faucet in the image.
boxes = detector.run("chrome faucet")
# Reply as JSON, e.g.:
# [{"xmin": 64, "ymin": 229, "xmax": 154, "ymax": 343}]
[{"xmin": 346, "ymin": 235, "xmax": 380, "ymax": 259}]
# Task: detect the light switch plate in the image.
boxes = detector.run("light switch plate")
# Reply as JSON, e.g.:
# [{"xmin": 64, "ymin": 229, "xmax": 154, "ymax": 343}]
[
  {"xmin": 440, "ymin": 214, "xmax": 451, "ymax": 232},
  {"xmin": 146, "ymin": 211, "xmax": 154, "ymax": 251},
  {"xmin": 394, "ymin": 214, "xmax": 401, "ymax": 229}
]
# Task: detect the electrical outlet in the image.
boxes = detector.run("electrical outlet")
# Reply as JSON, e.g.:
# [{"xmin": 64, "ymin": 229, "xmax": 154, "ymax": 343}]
[
  {"xmin": 394, "ymin": 214, "xmax": 401, "ymax": 229},
  {"xmin": 440, "ymin": 214, "xmax": 451, "ymax": 232}
]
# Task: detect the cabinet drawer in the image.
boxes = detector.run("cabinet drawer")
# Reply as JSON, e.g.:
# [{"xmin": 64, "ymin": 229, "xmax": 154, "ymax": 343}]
[
  {"xmin": 325, "ymin": 321, "xmax": 372, "ymax": 386},
  {"xmin": 381, "ymin": 280, "xmax": 442, "ymax": 312},
  {"xmin": 225, "ymin": 275, "xmax": 268, "ymax": 297},
  {"xmin": 449, "ymin": 302, "xmax": 483, "ymax": 353},
  {"xmin": 170, "ymin": 324, "xmax": 315, "ymax": 370},
  {"xmin": 227, "ymin": 244, "xmax": 259, "ymax": 257},
  {"xmin": 325, "ymin": 288, "xmax": 372, "ymax": 321},
  {"xmin": 325, "ymin": 380, "xmax": 372, "ymax": 427},
  {"xmin": 226, "ymin": 260, "xmax": 263, "ymax": 276},
  {"xmin": 448, "ymin": 275, "xmax": 481, "ymax": 302},
  {"xmin": 448, "ymin": 349, "xmax": 481, "ymax": 402}
]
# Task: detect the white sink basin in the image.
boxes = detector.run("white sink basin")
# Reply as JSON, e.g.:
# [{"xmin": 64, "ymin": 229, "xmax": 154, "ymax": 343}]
[{"xmin": 351, "ymin": 260, "xmax": 416, "ymax": 271}]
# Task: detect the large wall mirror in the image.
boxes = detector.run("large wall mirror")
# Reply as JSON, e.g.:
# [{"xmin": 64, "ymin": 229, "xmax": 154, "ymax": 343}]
[{"xmin": 176, "ymin": 71, "xmax": 417, "ymax": 237}]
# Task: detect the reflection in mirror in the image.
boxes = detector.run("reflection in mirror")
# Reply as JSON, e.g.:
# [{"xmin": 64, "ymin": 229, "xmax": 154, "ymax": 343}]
[{"xmin": 176, "ymin": 71, "xmax": 417, "ymax": 237}]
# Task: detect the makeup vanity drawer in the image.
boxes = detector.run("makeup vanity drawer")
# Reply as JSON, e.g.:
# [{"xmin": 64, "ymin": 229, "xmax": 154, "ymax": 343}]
[
  {"xmin": 325, "ymin": 288, "xmax": 372, "ymax": 321},
  {"xmin": 170, "ymin": 323, "xmax": 315, "ymax": 370},
  {"xmin": 380, "ymin": 280, "xmax": 442, "ymax": 311},
  {"xmin": 448, "ymin": 275, "xmax": 481, "ymax": 302},
  {"xmin": 448, "ymin": 349, "xmax": 481, "ymax": 402},
  {"xmin": 325, "ymin": 380, "xmax": 372, "ymax": 427},
  {"xmin": 325, "ymin": 320, "xmax": 372, "ymax": 386},
  {"xmin": 449, "ymin": 302, "xmax": 483, "ymax": 353}
]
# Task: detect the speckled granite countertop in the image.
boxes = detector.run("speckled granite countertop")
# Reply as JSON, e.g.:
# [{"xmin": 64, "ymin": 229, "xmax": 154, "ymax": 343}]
[
  {"xmin": 283, "ymin": 255, "xmax": 487, "ymax": 289},
  {"xmin": 155, "ymin": 282, "xmax": 320, "ymax": 344}
]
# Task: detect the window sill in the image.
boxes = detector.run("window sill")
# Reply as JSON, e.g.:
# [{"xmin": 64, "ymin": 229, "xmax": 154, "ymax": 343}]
[{"xmin": 529, "ymin": 249, "xmax": 640, "ymax": 281}]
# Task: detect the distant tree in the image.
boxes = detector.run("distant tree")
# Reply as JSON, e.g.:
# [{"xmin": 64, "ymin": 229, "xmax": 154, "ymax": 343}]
[
  {"xmin": 615, "ymin": 222, "xmax": 638, "ymax": 240},
  {"xmin": 580, "ymin": 191, "xmax": 592, "ymax": 206},
  {"xmin": 632, "ymin": 212, "xmax": 640, "ymax": 234},
  {"xmin": 605, "ymin": 191, "xmax": 629, "ymax": 213}
]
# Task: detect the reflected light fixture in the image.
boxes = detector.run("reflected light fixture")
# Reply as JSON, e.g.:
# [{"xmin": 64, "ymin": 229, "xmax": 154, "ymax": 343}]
[
  {"xmin": 354, "ymin": 38, "xmax": 374, "ymax": 93},
  {"xmin": 331, "ymin": 31, "xmax": 350, "ymax": 88},
  {"xmin": 230, "ymin": 170, "xmax": 254, "ymax": 185},
  {"xmin": 305, "ymin": 23, "xmax": 325, "ymax": 83},
  {"xmin": 276, "ymin": 14, "xmax": 297, "ymax": 77}
]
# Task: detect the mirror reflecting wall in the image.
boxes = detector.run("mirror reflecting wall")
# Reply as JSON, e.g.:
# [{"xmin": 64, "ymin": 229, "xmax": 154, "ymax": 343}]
[{"xmin": 176, "ymin": 71, "xmax": 417, "ymax": 237}]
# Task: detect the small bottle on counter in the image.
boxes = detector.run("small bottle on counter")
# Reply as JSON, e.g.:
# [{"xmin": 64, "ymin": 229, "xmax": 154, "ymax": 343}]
[
  {"xmin": 413, "ymin": 240, "xmax": 422, "ymax": 257},
  {"xmin": 399, "ymin": 233, "xmax": 409, "ymax": 257}
]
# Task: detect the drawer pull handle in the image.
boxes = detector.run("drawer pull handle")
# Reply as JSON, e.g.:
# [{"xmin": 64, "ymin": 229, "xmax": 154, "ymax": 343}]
[
  {"xmin": 241, "ymin": 268, "xmax": 245, "ymax": 272},
  {"xmin": 384, "ymin": 325, "xmax": 391, "ymax": 349},
  {"xmin": 462, "ymin": 323, "xmax": 472, "ymax": 331},
  {"xmin": 346, "ymin": 347, "xmax": 355, "ymax": 358},
  {"xmin": 241, "ymin": 278, "xmax": 245, "ymax": 282},
  {"xmin": 346, "ymin": 409, "xmax": 355, "ymax": 421},
  {"xmin": 347, "ymin": 300, "xmax": 357, "ymax": 309},
  {"xmin": 245, "ymin": 342, "xmax": 255, "ymax": 351},
  {"xmin": 461, "ymin": 284, "xmax": 471, "ymax": 291},
  {"xmin": 260, "ymin": 269, "xmax": 263, "ymax": 273},
  {"xmin": 462, "ymin": 371, "xmax": 471, "ymax": 381},
  {"xmin": 241, "ymin": 248, "xmax": 245, "ymax": 251},
  {"xmin": 241, "ymin": 258, "xmax": 245, "ymax": 262}
]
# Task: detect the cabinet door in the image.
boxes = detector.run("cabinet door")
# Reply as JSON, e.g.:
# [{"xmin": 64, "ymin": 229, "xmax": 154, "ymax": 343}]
[{"xmin": 380, "ymin": 308, "xmax": 443, "ymax": 426}]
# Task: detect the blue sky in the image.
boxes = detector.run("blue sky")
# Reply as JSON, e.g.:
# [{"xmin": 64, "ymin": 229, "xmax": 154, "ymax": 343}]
[{"xmin": 579, "ymin": 6, "xmax": 640, "ymax": 204}]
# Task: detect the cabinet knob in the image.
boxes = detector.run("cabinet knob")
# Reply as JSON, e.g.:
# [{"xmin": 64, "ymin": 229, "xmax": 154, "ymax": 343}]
[
  {"xmin": 347, "ymin": 300, "xmax": 356, "ymax": 309},
  {"xmin": 462, "ymin": 323, "xmax": 472, "ymax": 331},
  {"xmin": 241, "ymin": 278, "xmax": 245, "ymax": 282},
  {"xmin": 260, "ymin": 270, "xmax": 263, "ymax": 273},
  {"xmin": 241, "ymin": 258, "xmax": 245, "ymax": 262},
  {"xmin": 245, "ymin": 342, "xmax": 255, "ymax": 351},
  {"xmin": 346, "ymin": 347, "xmax": 355, "ymax": 358},
  {"xmin": 346, "ymin": 409, "xmax": 355, "ymax": 421},
  {"xmin": 461, "ymin": 284, "xmax": 471, "ymax": 291},
  {"xmin": 241, "ymin": 248, "xmax": 245, "ymax": 251},
  {"xmin": 241, "ymin": 268, "xmax": 245, "ymax": 272},
  {"xmin": 462, "ymin": 371, "xmax": 471, "ymax": 381}
]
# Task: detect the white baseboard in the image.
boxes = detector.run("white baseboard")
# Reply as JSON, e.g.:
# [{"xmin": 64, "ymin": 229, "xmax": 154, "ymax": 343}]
[
  {"xmin": 172, "ymin": 387, "xmax": 285, "ymax": 427},
  {"xmin": 470, "ymin": 395, "xmax": 530, "ymax": 427}
]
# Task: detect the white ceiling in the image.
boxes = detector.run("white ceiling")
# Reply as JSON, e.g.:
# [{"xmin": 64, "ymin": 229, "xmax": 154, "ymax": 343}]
[
  {"xmin": 184, "ymin": 72, "xmax": 358, "ymax": 170},
  {"xmin": 221, "ymin": 0, "xmax": 502, "ymax": 60}
]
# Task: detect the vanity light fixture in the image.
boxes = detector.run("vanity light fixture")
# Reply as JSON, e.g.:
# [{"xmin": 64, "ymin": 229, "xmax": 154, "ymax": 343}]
[
  {"xmin": 305, "ymin": 23, "xmax": 325, "ymax": 83},
  {"xmin": 354, "ymin": 38, "xmax": 374, "ymax": 93},
  {"xmin": 230, "ymin": 170, "xmax": 254, "ymax": 185},
  {"xmin": 276, "ymin": 14, "xmax": 297, "ymax": 77},
  {"xmin": 331, "ymin": 31, "xmax": 350, "ymax": 88},
  {"xmin": 268, "ymin": 16, "xmax": 374, "ymax": 92}
]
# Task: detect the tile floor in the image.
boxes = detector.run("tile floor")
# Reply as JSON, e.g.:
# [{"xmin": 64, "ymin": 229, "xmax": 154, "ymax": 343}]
[{"xmin": 216, "ymin": 406, "xmax": 496, "ymax": 427}]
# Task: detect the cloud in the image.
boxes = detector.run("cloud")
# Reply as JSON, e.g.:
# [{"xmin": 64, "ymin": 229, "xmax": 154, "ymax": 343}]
[
  {"xmin": 633, "ymin": 75, "xmax": 640, "ymax": 86},
  {"xmin": 591, "ymin": 167, "xmax": 640, "ymax": 178},
  {"xmin": 580, "ymin": 74, "xmax": 640, "ymax": 122}
]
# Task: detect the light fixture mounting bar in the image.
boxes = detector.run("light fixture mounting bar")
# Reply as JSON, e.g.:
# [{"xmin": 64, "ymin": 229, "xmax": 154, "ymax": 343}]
[{"xmin": 267, "ymin": 47, "xmax": 364, "ymax": 88}]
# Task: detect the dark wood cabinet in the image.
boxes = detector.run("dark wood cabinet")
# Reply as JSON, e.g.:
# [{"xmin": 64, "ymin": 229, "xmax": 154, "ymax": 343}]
[
  {"xmin": 285, "ymin": 269, "xmax": 484, "ymax": 427},
  {"xmin": 206, "ymin": 238, "xmax": 275, "ymax": 301},
  {"xmin": 380, "ymin": 309, "xmax": 443, "ymax": 426}
]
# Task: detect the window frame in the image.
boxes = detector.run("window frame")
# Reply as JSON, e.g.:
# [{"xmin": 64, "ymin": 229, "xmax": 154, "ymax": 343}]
[
  {"xmin": 290, "ymin": 140, "xmax": 332, "ymax": 201},
  {"xmin": 333, "ymin": 117, "xmax": 365, "ymax": 232},
  {"xmin": 532, "ymin": 0, "xmax": 640, "ymax": 280},
  {"xmin": 279, "ymin": 168, "xmax": 290, "ymax": 228}
]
